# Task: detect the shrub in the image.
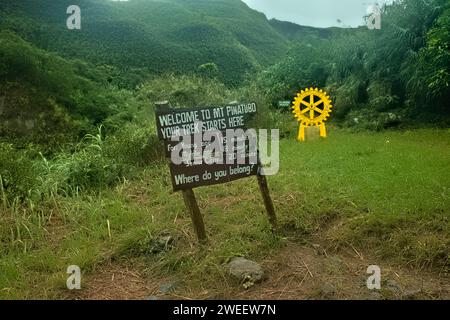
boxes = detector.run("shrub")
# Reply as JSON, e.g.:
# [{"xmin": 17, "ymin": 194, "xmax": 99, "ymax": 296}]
[
  {"xmin": 103, "ymin": 123, "xmax": 164, "ymax": 168},
  {"xmin": 136, "ymin": 74, "xmax": 231, "ymax": 108},
  {"xmin": 344, "ymin": 108, "xmax": 405, "ymax": 130},
  {"xmin": 0, "ymin": 143, "xmax": 38, "ymax": 204},
  {"xmin": 197, "ymin": 63, "xmax": 219, "ymax": 79}
]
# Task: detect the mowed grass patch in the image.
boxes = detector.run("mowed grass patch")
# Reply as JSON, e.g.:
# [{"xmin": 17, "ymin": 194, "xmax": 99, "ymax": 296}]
[{"xmin": 273, "ymin": 128, "xmax": 450, "ymax": 269}]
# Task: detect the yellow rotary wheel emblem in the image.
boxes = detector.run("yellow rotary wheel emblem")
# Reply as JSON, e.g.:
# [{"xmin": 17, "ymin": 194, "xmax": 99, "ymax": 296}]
[{"xmin": 292, "ymin": 87, "xmax": 333, "ymax": 141}]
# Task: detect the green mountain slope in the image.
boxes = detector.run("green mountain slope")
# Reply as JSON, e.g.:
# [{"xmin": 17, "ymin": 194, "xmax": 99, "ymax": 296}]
[
  {"xmin": 0, "ymin": 30, "xmax": 136, "ymax": 149},
  {"xmin": 0, "ymin": 0, "xmax": 289, "ymax": 86},
  {"xmin": 269, "ymin": 19, "xmax": 336, "ymax": 40}
]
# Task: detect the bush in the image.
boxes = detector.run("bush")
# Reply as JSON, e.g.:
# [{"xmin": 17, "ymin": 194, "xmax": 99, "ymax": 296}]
[
  {"xmin": 0, "ymin": 144, "xmax": 38, "ymax": 204},
  {"xmin": 103, "ymin": 123, "xmax": 164, "ymax": 168},
  {"xmin": 344, "ymin": 108, "xmax": 405, "ymax": 130},
  {"xmin": 332, "ymin": 78, "xmax": 366, "ymax": 119},
  {"xmin": 197, "ymin": 63, "xmax": 219, "ymax": 79},
  {"xmin": 39, "ymin": 147, "xmax": 120, "ymax": 196},
  {"xmin": 135, "ymin": 74, "xmax": 283, "ymax": 130},
  {"xmin": 37, "ymin": 123, "xmax": 164, "ymax": 197},
  {"xmin": 136, "ymin": 74, "xmax": 231, "ymax": 108}
]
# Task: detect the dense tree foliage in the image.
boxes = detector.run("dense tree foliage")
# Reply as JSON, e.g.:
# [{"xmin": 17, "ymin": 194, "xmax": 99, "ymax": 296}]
[
  {"xmin": 259, "ymin": 0, "xmax": 450, "ymax": 129},
  {"xmin": 0, "ymin": 31, "xmax": 137, "ymax": 150},
  {"xmin": 420, "ymin": 6, "xmax": 450, "ymax": 100},
  {"xmin": 0, "ymin": 0, "xmax": 288, "ymax": 87}
]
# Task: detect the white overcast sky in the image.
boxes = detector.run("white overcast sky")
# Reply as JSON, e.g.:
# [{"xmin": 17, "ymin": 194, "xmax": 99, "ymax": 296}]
[{"xmin": 241, "ymin": 0, "xmax": 393, "ymax": 28}]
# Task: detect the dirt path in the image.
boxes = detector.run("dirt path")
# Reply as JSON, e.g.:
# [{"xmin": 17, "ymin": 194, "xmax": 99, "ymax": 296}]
[
  {"xmin": 70, "ymin": 240, "xmax": 449, "ymax": 300},
  {"xmin": 239, "ymin": 242, "xmax": 449, "ymax": 300}
]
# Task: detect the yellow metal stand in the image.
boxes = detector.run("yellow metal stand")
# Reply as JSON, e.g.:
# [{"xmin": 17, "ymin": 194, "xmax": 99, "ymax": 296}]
[
  {"xmin": 292, "ymin": 88, "xmax": 333, "ymax": 142},
  {"xmin": 319, "ymin": 123, "xmax": 327, "ymax": 138},
  {"xmin": 298, "ymin": 124, "xmax": 305, "ymax": 142}
]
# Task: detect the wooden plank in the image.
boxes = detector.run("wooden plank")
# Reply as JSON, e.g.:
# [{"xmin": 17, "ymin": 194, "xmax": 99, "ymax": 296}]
[
  {"xmin": 257, "ymin": 173, "xmax": 277, "ymax": 229},
  {"xmin": 182, "ymin": 189, "xmax": 208, "ymax": 243},
  {"xmin": 156, "ymin": 101, "xmax": 207, "ymax": 243}
]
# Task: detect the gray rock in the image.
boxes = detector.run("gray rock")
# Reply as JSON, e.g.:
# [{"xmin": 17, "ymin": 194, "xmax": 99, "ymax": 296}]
[
  {"xmin": 319, "ymin": 283, "xmax": 337, "ymax": 299},
  {"xmin": 227, "ymin": 257, "xmax": 264, "ymax": 288},
  {"xmin": 367, "ymin": 291, "xmax": 384, "ymax": 300},
  {"xmin": 159, "ymin": 281, "xmax": 179, "ymax": 294},
  {"xmin": 401, "ymin": 289, "xmax": 422, "ymax": 300},
  {"xmin": 150, "ymin": 230, "xmax": 174, "ymax": 254},
  {"xmin": 146, "ymin": 296, "xmax": 160, "ymax": 300},
  {"xmin": 330, "ymin": 255, "xmax": 343, "ymax": 264},
  {"xmin": 385, "ymin": 280, "xmax": 402, "ymax": 296},
  {"xmin": 311, "ymin": 244, "xmax": 322, "ymax": 255},
  {"xmin": 328, "ymin": 256, "xmax": 345, "ymax": 270}
]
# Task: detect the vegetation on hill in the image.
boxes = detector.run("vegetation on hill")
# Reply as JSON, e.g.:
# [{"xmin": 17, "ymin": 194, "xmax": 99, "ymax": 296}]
[
  {"xmin": 259, "ymin": 0, "xmax": 450, "ymax": 129},
  {"xmin": 0, "ymin": 0, "xmax": 288, "ymax": 87},
  {"xmin": 0, "ymin": 31, "xmax": 140, "ymax": 150}
]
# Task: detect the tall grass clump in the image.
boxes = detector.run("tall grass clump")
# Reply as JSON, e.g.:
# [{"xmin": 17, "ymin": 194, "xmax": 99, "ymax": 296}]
[
  {"xmin": 0, "ymin": 143, "xmax": 39, "ymax": 206},
  {"xmin": 37, "ymin": 124, "xmax": 164, "ymax": 197}
]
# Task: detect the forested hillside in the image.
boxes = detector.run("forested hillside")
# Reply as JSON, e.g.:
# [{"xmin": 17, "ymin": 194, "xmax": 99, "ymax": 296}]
[{"xmin": 0, "ymin": 0, "xmax": 288, "ymax": 87}]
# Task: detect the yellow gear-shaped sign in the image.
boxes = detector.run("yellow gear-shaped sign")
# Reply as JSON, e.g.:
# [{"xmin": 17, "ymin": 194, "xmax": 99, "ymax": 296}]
[{"xmin": 292, "ymin": 87, "xmax": 333, "ymax": 141}]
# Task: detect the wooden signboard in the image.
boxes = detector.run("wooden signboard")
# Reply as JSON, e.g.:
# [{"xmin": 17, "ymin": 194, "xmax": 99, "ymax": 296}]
[{"xmin": 155, "ymin": 102, "xmax": 277, "ymax": 242}]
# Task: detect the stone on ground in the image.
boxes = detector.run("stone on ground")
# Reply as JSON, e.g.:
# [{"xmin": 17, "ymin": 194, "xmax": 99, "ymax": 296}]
[{"xmin": 227, "ymin": 257, "xmax": 264, "ymax": 289}]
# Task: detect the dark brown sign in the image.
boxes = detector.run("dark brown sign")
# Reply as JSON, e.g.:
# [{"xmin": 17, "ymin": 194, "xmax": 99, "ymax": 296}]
[
  {"xmin": 154, "ymin": 102, "xmax": 277, "ymax": 242},
  {"xmin": 155, "ymin": 103, "xmax": 260, "ymax": 191}
]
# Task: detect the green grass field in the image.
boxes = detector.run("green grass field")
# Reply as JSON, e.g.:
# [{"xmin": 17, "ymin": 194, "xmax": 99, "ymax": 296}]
[{"xmin": 1, "ymin": 129, "xmax": 449, "ymax": 299}]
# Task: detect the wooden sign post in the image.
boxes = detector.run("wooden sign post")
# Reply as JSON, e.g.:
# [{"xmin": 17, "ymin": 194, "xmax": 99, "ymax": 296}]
[
  {"xmin": 182, "ymin": 189, "xmax": 207, "ymax": 243},
  {"xmin": 257, "ymin": 173, "xmax": 277, "ymax": 228},
  {"xmin": 155, "ymin": 101, "xmax": 277, "ymax": 243}
]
